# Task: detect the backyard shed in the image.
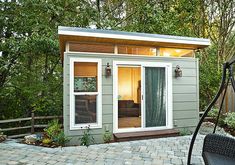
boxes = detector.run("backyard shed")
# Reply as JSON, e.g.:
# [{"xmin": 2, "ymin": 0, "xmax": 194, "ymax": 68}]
[{"xmin": 58, "ymin": 26, "xmax": 210, "ymax": 144}]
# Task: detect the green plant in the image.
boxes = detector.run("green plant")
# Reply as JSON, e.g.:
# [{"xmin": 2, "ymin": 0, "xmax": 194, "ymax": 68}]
[
  {"xmin": 224, "ymin": 112, "xmax": 235, "ymax": 129},
  {"xmin": 80, "ymin": 126, "xmax": 94, "ymax": 147},
  {"xmin": 42, "ymin": 138, "xmax": 52, "ymax": 144},
  {"xmin": 179, "ymin": 128, "xmax": 191, "ymax": 136},
  {"xmin": 103, "ymin": 130, "xmax": 112, "ymax": 143},
  {"xmin": 208, "ymin": 108, "xmax": 219, "ymax": 118},
  {"xmin": 207, "ymin": 108, "xmax": 226, "ymax": 126},
  {"xmin": 44, "ymin": 119, "xmax": 61, "ymax": 141},
  {"xmin": 44, "ymin": 119, "xmax": 70, "ymax": 146},
  {"xmin": 54, "ymin": 132, "xmax": 70, "ymax": 147}
]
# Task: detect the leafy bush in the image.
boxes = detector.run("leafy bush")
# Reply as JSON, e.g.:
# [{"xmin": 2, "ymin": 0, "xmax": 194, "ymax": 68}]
[
  {"xmin": 54, "ymin": 132, "xmax": 70, "ymax": 147},
  {"xmin": 208, "ymin": 108, "xmax": 219, "ymax": 118},
  {"xmin": 224, "ymin": 112, "xmax": 235, "ymax": 129},
  {"xmin": 42, "ymin": 138, "xmax": 52, "ymax": 144},
  {"xmin": 44, "ymin": 119, "xmax": 61, "ymax": 141},
  {"xmin": 103, "ymin": 130, "xmax": 112, "ymax": 143},
  {"xmin": 207, "ymin": 108, "xmax": 226, "ymax": 126},
  {"xmin": 44, "ymin": 119, "xmax": 70, "ymax": 146},
  {"xmin": 80, "ymin": 126, "xmax": 94, "ymax": 147}
]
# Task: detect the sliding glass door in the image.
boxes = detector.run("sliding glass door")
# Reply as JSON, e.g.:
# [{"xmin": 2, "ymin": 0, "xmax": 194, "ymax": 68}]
[{"xmin": 113, "ymin": 61, "xmax": 172, "ymax": 133}]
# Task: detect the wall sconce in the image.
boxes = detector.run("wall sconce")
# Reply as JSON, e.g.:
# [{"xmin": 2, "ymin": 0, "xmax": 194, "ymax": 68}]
[
  {"xmin": 175, "ymin": 65, "xmax": 182, "ymax": 78},
  {"xmin": 105, "ymin": 63, "xmax": 111, "ymax": 77}
]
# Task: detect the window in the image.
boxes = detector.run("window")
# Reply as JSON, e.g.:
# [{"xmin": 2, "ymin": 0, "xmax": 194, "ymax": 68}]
[
  {"xmin": 159, "ymin": 48, "xmax": 194, "ymax": 57},
  {"xmin": 69, "ymin": 42, "xmax": 114, "ymax": 54},
  {"xmin": 70, "ymin": 58, "xmax": 102, "ymax": 129},
  {"xmin": 68, "ymin": 42, "xmax": 194, "ymax": 58},
  {"xmin": 118, "ymin": 45, "xmax": 156, "ymax": 56}
]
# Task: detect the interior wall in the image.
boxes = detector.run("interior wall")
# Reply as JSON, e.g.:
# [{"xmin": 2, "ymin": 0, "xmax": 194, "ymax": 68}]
[{"xmin": 118, "ymin": 67, "xmax": 141, "ymax": 103}]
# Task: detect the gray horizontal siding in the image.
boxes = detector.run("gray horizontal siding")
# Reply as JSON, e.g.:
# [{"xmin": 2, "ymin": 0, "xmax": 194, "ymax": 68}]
[
  {"xmin": 174, "ymin": 118, "xmax": 198, "ymax": 128},
  {"xmin": 64, "ymin": 52, "xmax": 199, "ymax": 143},
  {"xmin": 173, "ymin": 85, "xmax": 196, "ymax": 94},
  {"xmin": 173, "ymin": 102, "xmax": 197, "ymax": 111}
]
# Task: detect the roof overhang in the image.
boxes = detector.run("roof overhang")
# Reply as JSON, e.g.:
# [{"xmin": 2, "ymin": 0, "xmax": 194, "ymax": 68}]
[{"xmin": 58, "ymin": 26, "xmax": 211, "ymax": 57}]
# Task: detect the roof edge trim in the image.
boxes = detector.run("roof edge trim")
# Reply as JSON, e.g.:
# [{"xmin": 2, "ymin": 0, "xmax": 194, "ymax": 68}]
[{"xmin": 58, "ymin": 26, "xmax": 211, "ymax": 47}]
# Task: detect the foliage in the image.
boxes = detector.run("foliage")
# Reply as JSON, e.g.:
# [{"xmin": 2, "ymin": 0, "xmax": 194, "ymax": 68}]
[
  {"xmin": 44, "ymin": 119, "xmax": 70, "ymax": 146},
  {"xmin": 224, "ymin": 112, "xmax": 235, "ymax": 130},
  {"xmin": 179, "ymin": 128, "xmax": 191, "ymax": 136},
  {"xmin": 208, "ymin": 108, "xmax": 219, "ymax": 119},
  {"xmin": 44, "ymin": 119, "xmax": 61, "ymax": 140},
  {"xmin": 54, "ymin": 132, "xmax": 70, "ymax": 147},
  {"xmin": 42, "ymin": 138, "xmax": 52, "ymax": 144},
  {"xmin": 207, "ymin": 108, "xmax": 226, "ymax": 126},
  {"xmin": 197, "ymin": 47, "xmax": 222, "ymax": 110},
  {"xmin": 80, "ymin": 126, "xmax": 95, "ymax": 147},
  {"xmin": 103, "ymin": 130, "xmax": 112, "ymax": 143},
  {"xmin": 1, "ymin": 0, "xmax": 235, "ymax": 125}
]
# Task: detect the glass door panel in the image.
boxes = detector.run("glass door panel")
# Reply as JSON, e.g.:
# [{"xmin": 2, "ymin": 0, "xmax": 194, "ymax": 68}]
[
  {"xmin": 145, "ymin": 67, "xmax": 166, "ymax": 127},
  {"xmin": 118, "ymin": 66, "xmax": 141, "ymax": 129}
]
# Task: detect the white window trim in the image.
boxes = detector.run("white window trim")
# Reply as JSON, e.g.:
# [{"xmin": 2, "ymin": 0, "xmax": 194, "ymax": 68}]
[
  {"xmin": 113, "ymin": 61, "xmax": 172, "ymax": 133},
  {"xmin": 69, "ymin": 57, "xmax": 102, "ymax": 130}
]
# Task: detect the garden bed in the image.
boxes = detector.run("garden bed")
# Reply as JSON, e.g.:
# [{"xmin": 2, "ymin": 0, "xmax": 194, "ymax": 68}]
[
  {"xmin": 202, "ymin": 109, "xmax": 235, "ymax": 137},
  {"xmin": 21, "ymin": 119, "xmax": 69, "ymax": 148}
]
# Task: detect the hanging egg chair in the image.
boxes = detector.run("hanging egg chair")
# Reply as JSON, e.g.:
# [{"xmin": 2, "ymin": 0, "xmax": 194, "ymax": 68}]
[{"xmin": 187, "ymin": 57, "xmax": 235, "ymax": 165}]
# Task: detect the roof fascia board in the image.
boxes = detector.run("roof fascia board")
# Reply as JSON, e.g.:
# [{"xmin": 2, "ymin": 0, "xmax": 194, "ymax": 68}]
[{"xmin": 58, "ymin": 30, "xmax": 210, "ymax": 46}]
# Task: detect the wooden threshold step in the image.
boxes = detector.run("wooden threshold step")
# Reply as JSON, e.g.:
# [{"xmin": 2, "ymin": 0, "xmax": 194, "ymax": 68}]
[{"xmin": 113, "ymin": 129, "xmax": 179, "ymax": 142}]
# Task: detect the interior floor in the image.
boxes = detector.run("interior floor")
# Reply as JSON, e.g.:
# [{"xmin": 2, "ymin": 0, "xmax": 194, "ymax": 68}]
[{"xmin": 118, "ymin": 117, "xmax": 141, "ymax": 128}]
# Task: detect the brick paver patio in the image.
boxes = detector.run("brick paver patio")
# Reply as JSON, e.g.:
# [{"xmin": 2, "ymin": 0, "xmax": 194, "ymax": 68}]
[{"xmin": 0, "ymin": 135, "xmax": 205, "ymax": 165}]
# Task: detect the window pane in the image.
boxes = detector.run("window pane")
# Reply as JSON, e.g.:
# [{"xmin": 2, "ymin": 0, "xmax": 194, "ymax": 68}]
[
  {"xmin": 69, "ymin": 42, "xmax": 114, "ymax": 54},
  {"xmin": 118, "ymin": 45, "xmax": 156, "ymax": 56},
  {"xmin": 74, "ymin": 62, "xmax": 97, "ymax": 92},
  {"xmin": 159, "ymin": 48, "xmax": 194, "ymax": 57},
  {"xmin": 118, "ymin": 67, "xmax": 141, "ymax": 129},
  {"xmin": 75, "ymin": 95, "xmax": 97, "ymax": 124}
]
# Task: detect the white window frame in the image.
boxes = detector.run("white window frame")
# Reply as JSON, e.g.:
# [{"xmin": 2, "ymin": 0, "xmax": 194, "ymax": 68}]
[
  {"xmin": 70, "ymin": 57, "xmax": 102, "ymax": 130},
  {"xmin": 113, "ymin": 61, "xmax": 172, "ymax": 133}
]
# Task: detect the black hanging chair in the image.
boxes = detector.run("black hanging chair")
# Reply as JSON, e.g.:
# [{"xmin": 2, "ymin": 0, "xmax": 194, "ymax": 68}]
[{"xmin": 187, "ymin": 57, "xmax": 235, "ymax": 165}]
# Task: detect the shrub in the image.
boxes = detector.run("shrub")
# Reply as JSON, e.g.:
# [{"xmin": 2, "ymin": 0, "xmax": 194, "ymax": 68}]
[
  {"xmin": 80, "ymin": 126, "xmax": 94, "ymax": 147},
  {"xmin": 42, "ymin": 138, "xmax": 52, "ymax": 144},
  {"xmin": 208, "ymin": 108, "xmax": 219, "ymax": 118},
  {"xmin": 103, "ymin": 130, "xmax": 112, "ymax": 143},
  {"xmin": 224, "ymin": 112, "xmax": 235, "ymax": 129},
  {"xmin": 44, "ymin": 119, "xmax": 70, "ymax": 146},
  {"xmin": 44, "ymin": 119, "xmax": 61, "ymax": 141},
  {"xmin": 207, "ymin": 108, "xmax": 226, "ymax": 126},
  {"xmin": 54, "ymin": 132, "xmax": 70, "ymax": 147}
]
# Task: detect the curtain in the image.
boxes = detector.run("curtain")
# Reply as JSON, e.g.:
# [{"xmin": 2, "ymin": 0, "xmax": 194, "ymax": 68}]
[{"xmin": 145, "ymin": 67, "xmax": 166, "ymax": 127}]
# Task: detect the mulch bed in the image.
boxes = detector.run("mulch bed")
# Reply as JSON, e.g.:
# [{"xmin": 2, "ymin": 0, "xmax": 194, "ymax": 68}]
[
  {"xmin": 206, "ymin": 118, "xmax": 235, "ymax": 136},
  {"xmin": 223, "ymin": 127, "xmax": 235, "ymax": 136},
  {"xmin": 21, "ymin": 140, "xmax": 60, "ymax": 148}
]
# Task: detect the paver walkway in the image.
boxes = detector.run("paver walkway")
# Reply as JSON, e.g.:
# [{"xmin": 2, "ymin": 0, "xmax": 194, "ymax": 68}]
[{"xmin": 0, "ymin": 135, "xmax": 205, "ymax": 165}]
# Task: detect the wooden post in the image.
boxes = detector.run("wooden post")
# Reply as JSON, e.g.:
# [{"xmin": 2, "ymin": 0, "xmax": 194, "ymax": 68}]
[{"xmin": 31, "ymin": 112, "xmax": 35, "ymax": 134}]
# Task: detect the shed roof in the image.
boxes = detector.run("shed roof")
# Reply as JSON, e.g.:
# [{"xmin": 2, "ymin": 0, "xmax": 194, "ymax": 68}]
[{"xmin": 58, "ymin": 26, "xmax": 210, "ymax": 56}]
